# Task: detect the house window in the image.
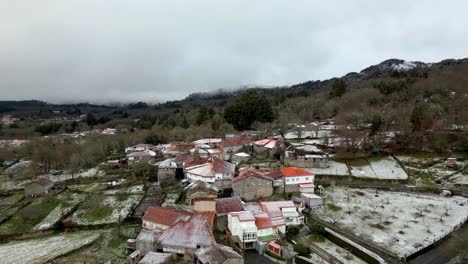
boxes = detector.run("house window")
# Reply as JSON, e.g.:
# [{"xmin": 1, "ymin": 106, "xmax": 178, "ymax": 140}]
[
  {"xmin": 243, "ymin": 232, "xmax": 256, "ymax": 241},
  {"xmin": 305, "ymin": 177, "xmax": 308, "ymax": 180}
]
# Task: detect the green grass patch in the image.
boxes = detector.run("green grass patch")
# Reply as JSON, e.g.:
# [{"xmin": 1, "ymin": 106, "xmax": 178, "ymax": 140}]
[
  {"xmin": 108, "ymin": 235, "xmax": 127, "ymax": 249},
  {"xmin": 309, "ymin": 233, "xmax": 326, "ymax": 242},
  {"xmin": 0, "ymin": 196, "xmax": 61, "ymax": 234},
  {"xmin": 80, "ymin": 205, "xmax": 113, "ymax": 221},
  {"xmin": 0, "ymin": 193, "xmax": 24, "ymax": 206},
  {"xmin": 326, "ymin": 203, "xmax": 342, "ymax": 212}
]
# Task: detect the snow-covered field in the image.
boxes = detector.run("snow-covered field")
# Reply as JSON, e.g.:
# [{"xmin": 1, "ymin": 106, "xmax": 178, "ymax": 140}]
[
  {"xmin": 284, "ymin": 130, "xmax": 332, "ymax": 139},
  {"xmin": 316, "ymin": 187, "xmax": 468, "ymax": 257},
  {"xmin": 72, "ymin": 194, "xmax": 143, "ymax": 225},
  {"xmin": 33, "ymin": 193, "xmax": 85, "ymax": 231},
  {"xmin": 0, "ymin": 231, "xmax": 100, "ymax": 264},
  {"xmin": 306, "ymin": 161, "xmax": 350, "ymax": 176},
  {"xmin": 46, "ymin": 168, "xmax": 105, "ymax": 182},
  {"xmin": 350, "ymin": 157, "xmax": 408, "ymax": 180}
]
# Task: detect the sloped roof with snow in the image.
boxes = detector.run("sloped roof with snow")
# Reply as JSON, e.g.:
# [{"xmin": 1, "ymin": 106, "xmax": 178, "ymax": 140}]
[
  {"xmin": 193, "ymin": 138, "xmax": 223, "ymax": 145},
  {"xmin": 158, "ymin": 158, "xmax": 177, "ymax": 168},
  {"xmin": 185, "ymin": 180, "xmax": 219, "ymax": 193},
  {"xmin": 194, "ymin": 243, "xmax": 243, "ymax": 263},
  {"xmin": 139, "ymin": 252, "xmax": 174, "ymax": 264},
  {"xmin": 32, "ymin": 177, "xmax": 54, "ymax": 187},
  {"xmin": 254, "ymin": 212, "xmax": 286, "ymax": 230},
  {"xmin": 281, "ymin": 167, "xmax": 314, "ymax": 177},
  {"xmin": 234, "ymin": 152, "xmax": 250, "ymax": 157},
  {"xmin": 143, "ymin": 207, "xmax": 192, "ymax": 227},
  {"xmin": 186, "ymin": 159, "xmax": 235, "ymax": 178},
  {"xmin": 259, "ymin": 201, "xmax": 295, "ymax": 219},
  {"xmin": 254, "ymin": 138, "xmax": 278, "ymax": 149},
  {"xmin": 229, "ymin": 211, "xmax": 255, "ymax": 222},
  {"xmin": 156, "ymin": 212, "xmax": 215, "ymax": 249},
  {"xmin": 220, "ymin": 139, "xmax": 251, "ymax": 148},
  {"xmin": 216, "ymin": 196, "xmax": 243, "ymax": 214}
]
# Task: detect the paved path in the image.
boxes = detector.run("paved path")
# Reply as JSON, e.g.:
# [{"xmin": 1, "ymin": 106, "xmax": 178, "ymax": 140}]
[{"xmin": 244, "ymin": 250, "xmax": 276, "ymax": 264}]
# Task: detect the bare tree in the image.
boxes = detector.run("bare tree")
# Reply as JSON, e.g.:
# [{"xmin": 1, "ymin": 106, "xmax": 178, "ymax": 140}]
[{"xmin": 443, "ymin": 203, "xmax": 451, "ymax": 216}]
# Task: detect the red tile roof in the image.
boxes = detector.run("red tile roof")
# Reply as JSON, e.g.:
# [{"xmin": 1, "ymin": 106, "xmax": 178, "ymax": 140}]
[
  {"xmin": 258, "ymin": 201, "xmax": 295, "ymax": 219},
  {"xmin": 215, "ymin": 196, "xmax": 243, "ymax": 214},
  {"xmin": 233, "ymin": 169, "xmax": 281, "ymax": 183},
  {"xmin": 254, "ymin": 212, "xmax": 286, "ymax": 229},
  {"xmin": 220, "ymin": 139, "xmax": 251, "ymax": 148},
  {"xmin": 280, "ymin": 167, "xmax": 314, "ymax": 177},
  {"xmin": 143, "ymin": 207, "xmax": 192, "ymax": 227}
]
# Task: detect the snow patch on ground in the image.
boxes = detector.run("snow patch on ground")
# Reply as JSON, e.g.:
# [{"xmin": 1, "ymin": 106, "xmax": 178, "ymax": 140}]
[
  {"xmin": 350, "ymin": 157, "xmax": 408, "ymax": 180},
  {"xmin": 0, "ymin": 231, "xmax": 100, "ymax": 264},
  {"xmin": 316, "ymin": 187, "xmax": 468, "ymax": 257},
  {"xmin": 33, "ymin": 193, "xmax": 85, "ymax": 231},
  {"xmin": 72, "ymin": 194, "xmax": 143, "ymax": 225},
  {"xmin": 306, "ymin": 161, "xmax": 349, "ymax": 176},
  {"xmin": 314, "ymin": 238, "xmax": 367, "ymax": 264}
]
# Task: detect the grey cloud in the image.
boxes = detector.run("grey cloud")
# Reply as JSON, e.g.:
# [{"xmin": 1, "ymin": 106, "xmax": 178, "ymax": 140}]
[{"xmin": 0, "ymin": 0, "xmax": 467, "ymax": 103}]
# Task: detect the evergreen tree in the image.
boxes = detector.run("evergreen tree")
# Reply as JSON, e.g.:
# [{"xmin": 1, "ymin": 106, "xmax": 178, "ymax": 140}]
[
  {"xmin": 224, "ymin": 91, "xmax": 274, "ymax": 130},
  {"xmin": 329, "ymin": 79, "xmax": 347, "ymax": 98}
]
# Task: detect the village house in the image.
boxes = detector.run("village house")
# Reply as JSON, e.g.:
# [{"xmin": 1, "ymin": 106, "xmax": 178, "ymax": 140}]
[
  {"xmin": 227, "ymin": 211, "xmax": 258, "ymax": 249},
  {"xmin": 136, "ymin": 229, "xmax": 157, "ymax": 256},
  {"xmin": 301, "ymin": 193, "xmax": 323, "ymax": 208},
  {"xmin": 192, "ymin": 138, "xmax": 223, "ymax": 148},
  {"xmin": 127, "ymin": 150, "xmax": 156, "ymax": 164},
  {"xmin": 157, "ymin": 158, "xmax": 177, "ymax": 183},
  {"xmin": 259, "ymin": 200, "xmax": 304, "ymax": 226},
  {"xmin": 139, "ymin": 252, "xmax": 175, "ymax": 264},
  {"xmin": 162, "ymin": 142, "xmax": 194, "ymax": 158},
  {"xmin": 232, "ymin": 169, "xmax": 283, "ymax": 201},
  {"xmin": 156, "ymin": 212, "xmax": 216, "ymax": 260},
  {"xmin": 280, "ymin": 167, "xmax": 315, "ymax": 193},
  {"xmin": 194, "ymin": 243, "xmax": 243, "ymax": 264},
  {"xmin": 191, "ymin": 147, "xmax": 223, "ymax": 160},
  {"xmin": 253, "ymin": 138, "xmax": 283, "ymax": 158},
  {"xmin": 142, "ymin": 207, "xmax": 192, "ymax": 232},
  {"xmin": 25, "ymin": 177, "xmax": 54, "ymax": 196},
  {"xmin": 185, "ymin": 158, "xmax": 235, "ymax": 189},
  {"xmin": 215, "ymin": 196, "xmax": 244, "ymax": 231},
  {"xmin": 125, "ymin": 144, "xmax": 155, "ymax": 154},
  {"xmin": 184, "ymin": 180, "xmax": 219, "ymax": 204},
  {"xmin": 219, "ymin": 139, "xmax": 251, "ymax": 161},
  {"xmin": 232, "ymin": 152, "xmax": 251, "ymax": 164},
  {"xmin": 284, "ymin": 147, "xmax": 329, "ymax": 168}
]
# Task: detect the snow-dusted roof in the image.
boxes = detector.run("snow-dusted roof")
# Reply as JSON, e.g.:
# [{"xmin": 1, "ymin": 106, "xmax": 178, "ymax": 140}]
[
  {"xmin": 137, "ymin": 229, "xmax": 157, "ymax": 242},
  {"xmin": 254, "ymin": 138, "xmax": 278, "ymax": 149},
  {"xmin": 127, "ymin": 150, "xmax": 156, "ymax": 158},
  {"xmin": 229, "ymin": 211, "xmax": 255, "ymax": 222},
  {"xmin": 156, "ymin": 212, "xmax": 215, "ymax": 249},
  {"xmin": 192, "ymin": 138, "xmax": 222, "ymax": 145},
  {"xmin": 234, "ymin": 152, "xmax": 250, "ymax": 157},
  {"xmin": 139, "ymin": 252, "xmax": 174, "ymax": 264},
  {"xmin": 158, "ymin": 158, "xmax": 177, "ymax": 168},
  {"xmin": 185, "ymin": 159, "xmax": 235, "ymax": 178},
  {"xmin": 194, "ymin": 243, "xmax": 243, "ymax": 263}
]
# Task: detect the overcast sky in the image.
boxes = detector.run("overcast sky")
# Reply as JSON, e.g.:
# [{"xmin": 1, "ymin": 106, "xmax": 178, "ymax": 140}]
[{"xmin": 1, "ymin": 1, "xmax": 467, "ymax": 104}]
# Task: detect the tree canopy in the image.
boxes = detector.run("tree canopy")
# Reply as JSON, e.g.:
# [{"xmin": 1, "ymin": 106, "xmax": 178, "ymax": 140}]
[{"xmin": 223, "ymin": 91, "xmax": 274, "ymax": 130}]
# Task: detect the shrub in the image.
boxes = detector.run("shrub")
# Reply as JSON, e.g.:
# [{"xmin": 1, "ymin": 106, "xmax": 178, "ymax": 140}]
[{"xmin": 293, "ymin": 243, "xmax": 311, "ymax": 256}]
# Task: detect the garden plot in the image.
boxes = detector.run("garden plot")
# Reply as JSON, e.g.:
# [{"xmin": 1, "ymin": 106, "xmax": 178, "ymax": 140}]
[
  {"xmin": 316, "ymin": 187, "xmax": 468, "ymax": 257},
  {"xmin": 0, "ymin": 231, "xmax": 100, "ymax": 264},
  {"xmin": 306, "ymin": 161, "xmax": 350, "ymax": 176},
  {"xmin": 71, "ymin": 194, "xmax": 143, "ymax": 225},
  {"xmin": 33, "ymin": 192, "xmax": 85, "ymax": 231},
  {"xmin": 46, "ymin": 168, "xmax": 105, "ymax": 182},
  {"xmin": 67, "ymin": 182, "xmax": 107, "ymax": 192},
  {"xmin": 349, "ymin": 157, "xmax": 407, "ymax": 180},
  {"xmin": 104, "ymin": 184, "xmax": 145, "ymax": 195}
]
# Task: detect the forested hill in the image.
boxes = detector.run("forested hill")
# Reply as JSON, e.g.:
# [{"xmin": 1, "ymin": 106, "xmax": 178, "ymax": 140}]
[{"xmin": 1, "ymin": 57, "xmax": 467, "ymax": 112}]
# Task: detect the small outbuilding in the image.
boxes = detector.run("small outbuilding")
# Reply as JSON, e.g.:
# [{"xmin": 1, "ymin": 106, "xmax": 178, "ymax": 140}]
[{"xmin": 25, "ymin": 177, "xmax": 54, "ymax": 196}]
